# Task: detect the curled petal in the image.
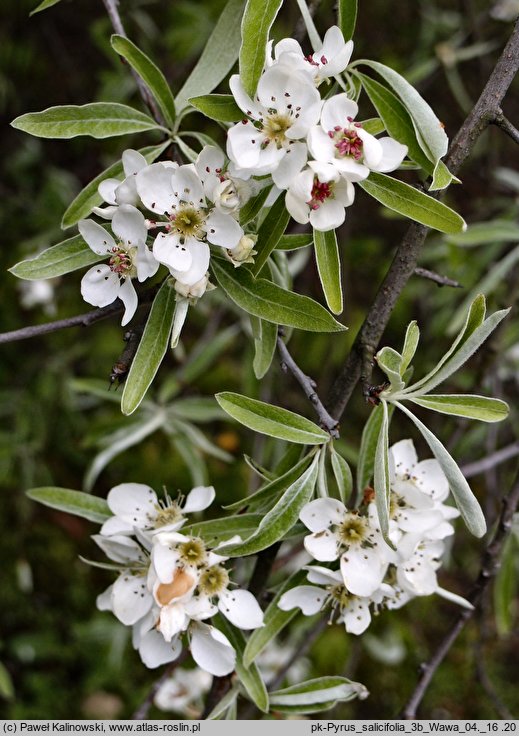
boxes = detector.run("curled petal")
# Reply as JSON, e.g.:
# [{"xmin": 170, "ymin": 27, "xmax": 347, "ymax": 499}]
[{"xmin": 118, "ymin": 277, "xmax": 138, "ymax": 326}]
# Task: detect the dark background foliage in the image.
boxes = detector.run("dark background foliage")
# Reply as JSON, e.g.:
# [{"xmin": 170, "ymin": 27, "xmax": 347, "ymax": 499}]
[{"xmin": 0, "ymin": 0, "xmax": 518, "ymax": 719}]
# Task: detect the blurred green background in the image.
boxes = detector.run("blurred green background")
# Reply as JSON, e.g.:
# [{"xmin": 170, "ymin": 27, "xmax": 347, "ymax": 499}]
[{"xmin": 0, "ymin": 0, "xmax": 518, "ymax": 719}]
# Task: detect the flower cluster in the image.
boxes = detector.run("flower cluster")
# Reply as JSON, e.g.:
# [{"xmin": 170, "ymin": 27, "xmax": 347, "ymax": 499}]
[
  {"xmin": 79, "ymin": 147, "xmax": 254, "ymax": 325},
  {"xmin": 278, "ymin": 440, "xmax": 471, "ymax": 634},
  {"xmin": 227, "ymin": 26, "xmax": 408, "ymax": 231},
  {"xmin": 94, "ymin": 483, "xmax": 264, "ymax": 676}
]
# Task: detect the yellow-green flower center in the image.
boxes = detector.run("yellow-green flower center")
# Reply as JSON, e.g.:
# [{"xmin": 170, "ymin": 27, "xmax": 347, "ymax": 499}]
[
  {"xmin": 329, "ymin": 584, "xmax": 353, "ymax": 609},
  {"xmin": 178, "ymin": 538, "xmax": 207, "ymax": 567},
  {"xmin": 263, "ymin": 113, "xmax": 292, "ymax": 147},
  {"xmin": 198, "ymin": 565, "xmax": 229, "ymax": 596},
  {"xmin": 153, "ymin": 503, "xmax": 183, "ymax": 529},
  {"xmin": 108, "ymin": 244, "xmax": 137, "ymax": 278},
  {"xmin": 171, "ymin": 206, "xmax": 206, "ymax": 239},
  {"xmin": 338, "ymin": 515, "xmax": 367, "ymax": 546}
]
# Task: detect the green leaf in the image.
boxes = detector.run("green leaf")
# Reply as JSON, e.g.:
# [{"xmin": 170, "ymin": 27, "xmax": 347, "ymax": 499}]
[
  {"xmin": 430, "ymin": 160, "xmax": 459, "ymax": 191},
  {"xmin": 221, "ymin": 453, "xmax": 319, "ymax": 557},
  {"xmin": 26, "ymin": 487, "xmax": 110, "ymax": 523},
  {"xmin": 409, "ymin": 395, "xmax": 509, "ymax": 423},
  {"xmin": 175, "ymin": 0, "xmax": 245, "ymax": 112},
  {"xmin": 376, "ymin": 346, "xmax": 405, "ymax": 392},
  {"xmin": 276, "ymin": 233, "xmax": 313, "ymax": 250},
  {"xmin": 338, "ymin": 0, "xmax": 358, "ymax": 40},
  {"xmin": 373, "ymin": 400, "xmax": 391, "ymax": 543},
  {"xmin": 362, "ymin": 118, "xmax": 386, "ymax": 135},
  {"xmin": 244, "ymin": 569, "xmax": 308, "ymax": 667},
  {"xmin": 357, "ymin": 403, "xmax": 383, "ymax": 493},
  {"xmin": 121, "ymin": 281, "xmax": 176, "ymax": 415},
  {"xmin": 9, "ymin": 233, "xmax": 103, "ymax": 280},
  {"xmin": 110, "ymin": 36, "xmax": 175, "ymax": 129},
  {"xmin": 313, "ymin": 229, "xmax": 343, "ymax": 314},
  {"xmin": 211, "ymin": 258, "xmax": 347, "ymax": 333},
  {"xmin": 214, "ymin": 615, "xmax": 269, "ymax": 713},
  {"xmin": 0, "ymin": 662, "xmax": 14, "ymax": 700},
  {"xmin": 239, "ymin": 185, "xmax": 272, "ymax": 226},
  {"xmin": 395, "ymin": 401, "xmax": 486, "ymax": 537},
  {"xmin": 61, "ymin": 142, "xmax": 169, "ymax": 229},
  {"xmin": 494, "ymin": 535, "xmax": 518, "ymax": 636},
  {"xmin": 400, "ymin": 320, "xmax": 420, "ymax": 375},
  {"xmin": 240, "ymin": 0, "xmax": 283, "ymax": 96},
  {"xmin": 251, "ymin": 193, "xmax": 291, "ymax": 276},
  {"xmin": 359, "ymin": 172, "xmax": 466, "ymax": 233},
  {"xmin": 216, "ymin": 392, "xmax": 330, "ymax": 444},
  {"xmin": 188, "ymin": 94, "xmax": 243, "ymax": 122},
  {"xmin": 253, "ymin": 318, "xmax": 278, "ymax": 379},
  {"xmin": 330, "ymin": 445, "xmax": 353, "ymax": 504},
  {"xmin": 30, "ymin": 0, "xmax": 61, "ymax": 14},
  {"xmin": 183, "ymin": 513, "xmax": 264, "ymax": 545},
  {"xmin": 206, "ymin": 687, "xmax": 240, "ymax": 720},
  {"xmin": 12, "ymin": 103, "xmax": 161, "ymax": 139},
  {"xmin": 357, "ymin": 60, "xmax": 448, "ymax": 163},
  {"xmin": 269, "ymin": 676, "xmax": 368, "ymax": 713},
  {"xmin": 445, "ymin": 220, "xmax": 519, "ymax": 247}
]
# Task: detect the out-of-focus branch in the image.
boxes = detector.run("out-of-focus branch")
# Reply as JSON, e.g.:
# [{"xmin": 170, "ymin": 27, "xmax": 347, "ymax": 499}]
[
  {"xmin": 493, "ymin": 112, "xmax": 519, "ymax": 145},
  {"xmin": 132, "ymin": 652, "xmax": 189, "ymax": 720},
  {"xmin": 413, "ymin": 267, "xmax": 462, "ymax": 288},
  {"xmin": 326, "ymin": 19, "xmax": 519, "ymax": 419},
  {"xmin": 400, "ymin": 475, "xmax": 519, "ymax": 719},
  {"xmin": 461, "ymin": 439, "xmax": 519, "ymax": 478}
]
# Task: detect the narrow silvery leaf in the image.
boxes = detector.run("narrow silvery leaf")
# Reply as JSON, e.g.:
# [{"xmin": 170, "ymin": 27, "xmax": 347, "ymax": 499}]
[
  {"xmin": 294, "ymin": 0, "xmax": 322, "ymax": 50},
  {"xmin": 400, "ymin": 320, "xmax": 420, "ymax": 375},
  {"xmin": 269, "ymin": 676, "xmax": 368, "ymax": 710},
  {"xmin": 239, "ymin": 0, "xmax": 284, "ymax": 96},
  {"xmin": 177, "ymin": 324, "xmax": 239, "ymax": 384},
  {"xmin": 253, "ymin": 318, "xmax": 277, "ymax": 379},
  {"xmin": 314, "ymin": 229, "xmax": 343, "ymax": 315},
  {"xmin": 206, "ymin": 687, "xmax": 239, "ymax": 721},
  {"xmin": 168, "ymin": 418, "xmax": 232, "ymax": 462},
  {"xmin": 359, "ymin": 173, "xmax": 466, "ymax": 233},
  {"xmin": 357, "ymin": 60, "xmax": 448, "ymax": 163},
  {"xmin": 276, "ymin": 233, "xmax": 314, "ymax": 250},
  {"xmin": 317, "ymin": 445, "xmax": 329, "ymax": 498},
  {"xmin": 330, "ymin": 446, "xmax": 353, "ymax": 503},
  {"xmin": 243, "ymin": 569, "xmax": 307, "ymax": 667},
  {"xmin": 338, "ymin": 0, "xmax": 358, "ymax": 40},
  {"xmin": 30, "ymin": 0, "xmax": 61, "ymax": 14},
  {"xmin": 175, "ymin": 0, "xmax": 245, "ymax": 112},
  {"xmin": 395, "ymin": 401, "xmax": 486, "ymax": 537},
  {"xmin": 168, "ymin": 397, "xmax": 227, "ymax": 423},
  {"xmin": 215, "ymin": 615, "xmax": 269, "ymax": 713},
  {"xmin": 357, "ymin": 403, "xmax": 384, "ymax": 494},
  {"xmin": 110, "ymin": 35, "xmax": 176, "ymax": 129},
  {"xmin": 12, "ymin": 103, "xmax": 161, "ymax": 139},
  {"xmin": 239, "ymin": 185, "xmax": 272, "ymax": 226},
  {"xmin": 61, "ymin": 142, "xmax": 169, "ymax": 229},
  {"xmin": 26, "ymin": 487, "xmax": 110, "ymax": 523},
  {"xmin": 215, "ymin": 392, "xmax": 330, "ymax": 444},
  {"xmin": 251, "ymin": 193, "xmax": 291, "ymax": 276},
  {"xmin": 171, "ymin": 299, "xmax": 189, "ymax": 349},
  {"xmin": 9, "ymin": 233, "xmax": 103, "ymax": 280},
  {"xmin": 376, "ymin": 347, "xmax": 405, "ymax": 392},
  {"xmin": 188, "ymin": 94, "xmax": 242, "ymax": 122},
  {"xmin": 121, "ymin": 281, "xmax": 177, "ymax": 416},
  {"xmin": 183, "ymin": 513, "xmax": 264, "ymax": 545},
  {"xmin": 211, "ymin": 258, "xmax": 347, "ymax": 333},
  {"xmin": 221, "ymin": 453, "xmax": 319, "ymax": 557},
  {"xmin": 373, "ymin": 400, "xmax": 391, "ymax": 543},
  {"xmin": 445, "ymin": 220, "xmax": 519, "ymax": 247},
  {"xmin": 409, "ymin": 395, "xmax": 509, "ymax": 423}
]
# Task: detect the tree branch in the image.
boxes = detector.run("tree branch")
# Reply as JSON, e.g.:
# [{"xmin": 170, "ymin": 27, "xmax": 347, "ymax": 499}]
[
  {"xmin": 326, "ymin": 19, "xmax": 519, "ymax": 419},
  {"xmin": 400, "ymin": 474, "xmax": 519, "ymax": 719},
  {"xmin": 493, "ymin": 111, "xmax": 519, "ymax": 145},
  {"xmin": 132, "ymin": 651, "xmax": 189, "ymax": 720},
  {"xmin": 277, "ymin": 335, "xmax": 340, "ymax": 438},
  {"xmin": 461, "ymin": 439, "xmax": 519, "ymax": 478},
  {"xmin": 413, "ymin": 267, "xmax": 462, "ymax": 288}
]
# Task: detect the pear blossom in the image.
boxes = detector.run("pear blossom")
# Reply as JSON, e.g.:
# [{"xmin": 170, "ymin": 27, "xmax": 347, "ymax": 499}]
[
  {"xmin": 227, "ymin": 65, "xmax": 322, "ymax": 187},
  {"xmin": 308, "ymin": 94, "xmax": 408, "ymax": 181},
  {"xmin": 93, "ymin": 149, "xmax": 149, "ymax": 219},
  {"xmin": 267, "ymin": 26, "xmax": 354, "ymax": 85},
  {"xmin": 100, "ymin": 483, "xmax": 215, "ymax": 537},
  {"xmin": 300, "ymin": 497, "xmax": 389, "ymax": 596},
  {"xmin": 194, "ymin": 145, "xmax": 251, "ymax": 214},
  {"xmin": 154, "ymin": 668, "xmax": 212, "ymax": 715},
  {"xmin": 136, "ymin": 162, "xmax": 244, "ymax": 285},
  {"xmin": 285, "ymin": 161, "xmax": 355, "ymax": 231},
  {"xmin": 78, "ymin": 205, "xmax": 159, "ymax": 326}
]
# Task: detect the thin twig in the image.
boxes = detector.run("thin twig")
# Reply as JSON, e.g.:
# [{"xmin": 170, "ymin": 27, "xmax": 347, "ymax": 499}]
[
  {"xmin": 493, "ymin": 111, "xmax": 519, "ymax": 145},
  {"xmin": 277, "ymin": 335, "xmax": 340, "ymax": 438},
  {"xmin": 101, "ymin": 0, "xmax": 164, "ymax": 125},
  {"xmin": 200, "ymin": 674, "xmax": 233, "ymax": 720},
  {"xmin": 326, "ymin": 19, "xmax": 519, "ymax": 419},
  {"xmin": 461, "ymin": 440, "xmax": 519, "ymax": 478},
  {"xmin": 132, "ymin": 652, "xmax": 189, "ymax": 719},
  {"xmin": 400, "ymin": 475, "xmax": 519, "ymax": 719},
  {"xmin": 414, "ymin": 267, "xmax": 462, "ymax": 288}
]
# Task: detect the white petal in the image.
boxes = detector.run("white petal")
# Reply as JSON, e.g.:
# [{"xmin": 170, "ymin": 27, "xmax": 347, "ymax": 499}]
[
  {"xmin": 81, "ymin": 265, "xmax": 120, "ymax": 308},
  {"xmin": 371, "ymin": 137, "xmax": 408, "ymax": 173},
  {"xmin": 182, "ymin": 486, "xmax": 216, "ymax": 513},
  {"xmin": 98, "ymin": 178, "xmax": 120, "ymax": 206},
  {"xmin": 341, "ymin": 597, "xmax": 372, "ymax": 635},
  {"xmin": 99, "ymin": 515, "xmax": 133, "ymax": 536},
  {"xmin": 307, "ymin": 126, "xmax": 336, "ymax": 162},
  {"xmin": 278, "ymin": 585, "xmax": 325, "ymax": 615},
  {"xmin": 122, "ymin": 149, "xmax": 147, "ymax": 177},
  {"xmin": 114, "ymin": 177, "xmax": 139, "ymax": 206},
  {"xmin": 300, "ymin": 497, "xmax": 346, "ymax": 532},
  {"xmin": 112, "ymin": 572, "xmax": 152, "ymax": 625},
  {"xmin": 218, "ymin": 589, "xmax": 264, "ymax": 629},
  {"xmin": 436, "ymin": 586, "xmax": 474, "ymax": 610},
  {"xmin": 412, "ymin": 459, "xmax": 449, "ymax": 501},
  {"xmin": 333, "ymin": 158, "xmax": 370, "ymax": 182},
  {"xmin": 172, "ymin": 165, "xmax": 205, "ymax": 206},
  {"xmin": 190, "ymin": 623, "xmax": 236, "ymax": 676},
  {"xmin": 118, "ymin": 278, "xmax": 138, "ymax": 326},
  {"xmin": 227, "ymin": 121, "xmax": 263, "ymax": 169},
  {"xmin": 229, "ymin": 74, "xmax": 262, "ymax": 119},
  {"xmin": 171, "ymin": 298, "xmax": 189, "ymax": 349},
  {"xmin": 92, "ymin": 205, "xmax": 118, "ymax": 220},
  {"xmin": 184, "ymin": 595, "xmax": 217, "ymax": 621},
  {"xmin": 205, "ymin": 209, "xmax": 243, "ymax": 250},
  {"xmin": 151, "ymin": 543, "xmax": 181, "ymax": 584},
  {"xmin": 78, "ymin": 219, "xmax": 115, "ymax": 255},
  {"xmin": 170, "ymin": 242, "xmax": 210, "ymax": 286},
  {"xmin": 138, "ymin": 630, "xmax": 182, "ymax": 669},
  {"xmin": 195, "ymin": 145, "xmax": 225, "ymax": 182},
  {"xmin": 136, "ymin": 163, "xmax": 175, "ymax": 214},
  {"xmin": 321, "ymin": 94, "xmax": 359, "ymax": 131},
  {"xmin": 92, "ymin": 533, "xmax": 145, "ymax": 564},
  {"xmin": 271, "ymin": 142, "xmax": 308, "ymax": 188},
  {"xmin": 340, "ymin": 547, "xmax": 387, "ymax": 596},
  {"xmin": 305, "ymin": 566, "xmax": 343, "ymax": 585},
  {"xmin": 310, "ymin": 199, "xmax": 346, "ymax": 231},
  {"xmin": 107, "ymin": 482, "xmax": 158, "ymax": 526},
  {"xmin": 96, "ymin": 585, "xmax": 114, "ymax": 612},
  {"xmin": 285, "ymin": 190, "xmax": 310, "ymax": 225},
  {"xmin": 136, "ymin": 244, "xmax": 160, "ymax": 282},
  {"xmin": 153, "ymin": 232, "xmax": 192, "ymax": 271},
  {"xmin": 159, "ymin": 602, "xmax": 189, "ymax": 641},
  {"xmin": 357, "ymin": 129, "xmax": 383, "ymax": 168},
  {"xmin": 112, "ymin": 204, "xmax": 147, "ymax": 247},
  {"xmin": 304, "ymin": 530, "xmax": 339, "ymax": 561},
  {"xmin": 390, "ymin": 439, "xmax": 418, "ymax": 478}
]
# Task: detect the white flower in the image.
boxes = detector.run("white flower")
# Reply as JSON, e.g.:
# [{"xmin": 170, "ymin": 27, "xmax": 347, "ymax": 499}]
[
  {"xmin": 285, "ymin": 161, "xmax": 355, "ymax": 231},
  {"xmin": 154, "ymin": 668, "xmax": 212, "ymax": 715},
  {"xmin": 195, "ymin": 145, "xmax": 251, "ymax": 214},
  {"xmin": 174, "ymin": 273, "xmax": 213, "ymax": 299},
  {"xmin": 18, "ymin": 279, "xmax": 57, "ymax": 315},
  {"xmin": 100, "ymin": 483, "xmax": 215, "ymax": 538},
  {"xmin": 225, "ymin": 234, "xmax": 257, "ymax": 266},
  {"xmin": 300, "ymin": 498, "xmax": 389, "ymax": 596},
  {"xmin": 267, "ymin": 26, "xmax": 354, "ymax": 85},
  {"xmin": 136, "ymin": 162, "xmax": 243, "ymax": 285},
  {"xmin": 308, "ymin": 94, "xmax": 407, "ymax": 181},
  {"xmin": 78, "ymin": 205, "xmax": 159, "ymax": 326},
  {"xmin": 93, "ymin": 149, "xmax": 149, "ymax": 219},
  {"xmin": 227, "ymin": 65, "xmax": 321, "ymax": 187}
]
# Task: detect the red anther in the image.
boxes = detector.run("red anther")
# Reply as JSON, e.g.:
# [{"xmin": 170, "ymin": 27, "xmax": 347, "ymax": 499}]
[
  {"xmin": 320, "ymin": 55, "xmax": 328, "ymax": 65},
  {"xmin": 306, "ymin": 177, "xmax": 334, "ymax": 211},
  {"xmin": 305, "ymin": 54, "xmax": 319, "ymax": 67}
]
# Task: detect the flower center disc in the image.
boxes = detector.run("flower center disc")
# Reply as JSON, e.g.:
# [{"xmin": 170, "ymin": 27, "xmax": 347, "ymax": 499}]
[
  {"xmin": 198, "ymin": 565, "xmax": 229, "ymax": 596},
  {"xmin": 154, "ymin": 503, "xmax": 183, "ymax": 529},
  {"xmin": 338, "ymin": 516, "xmax": 367, "ymax": 545},
  {"xmin": 172, "ymin": 206, "xmax": 205, "ymax": 238},
  {"xmin": 108, "ymin": 245, "xmax": 136, "ymax": 277},
  {"xmin": 308, "ymin": 178, "xmax": 334, "ymax": 210},
  {"xmin": 329, "ymin": 120, "xmax": 364, "ymax": 160},
  {"xmin": 263, "ymin": 113, "xmax": 292, "ymax": 146}
]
